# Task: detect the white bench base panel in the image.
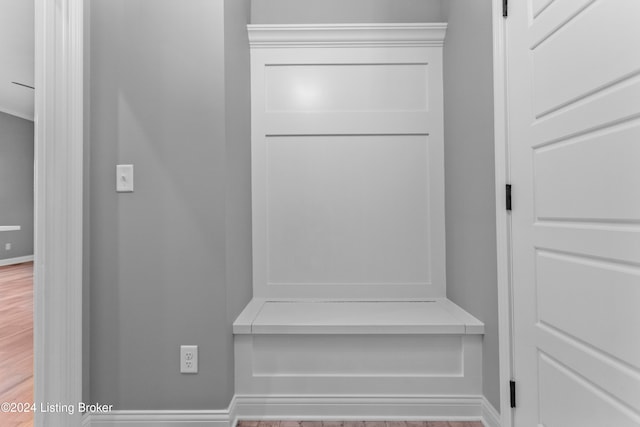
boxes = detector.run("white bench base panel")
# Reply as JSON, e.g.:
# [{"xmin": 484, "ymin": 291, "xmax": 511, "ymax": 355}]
[{"xmin": 234, "ymin": 299, "xmax": 484, "ymax": 397}]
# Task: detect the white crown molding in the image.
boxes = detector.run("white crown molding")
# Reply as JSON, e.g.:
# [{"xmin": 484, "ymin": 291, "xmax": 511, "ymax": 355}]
[{"xmin": 247, "ymin": 23, "xmax": 447, "ymax": 48}]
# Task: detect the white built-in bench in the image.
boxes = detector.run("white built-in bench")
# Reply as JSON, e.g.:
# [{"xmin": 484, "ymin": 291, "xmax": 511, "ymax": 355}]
[
  {"xmin": 234, "ymin": 24, "xmax": 489, "ymax": 420},
  {"xmin": 233, "ymin": 299, "xmax": 484, "ymax": 398}
]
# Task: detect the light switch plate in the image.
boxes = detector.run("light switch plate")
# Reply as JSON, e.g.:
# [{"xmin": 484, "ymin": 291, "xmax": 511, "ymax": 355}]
[{"xmin": 116, "ymin": 164, "xmax": 134, "ymax": 192}]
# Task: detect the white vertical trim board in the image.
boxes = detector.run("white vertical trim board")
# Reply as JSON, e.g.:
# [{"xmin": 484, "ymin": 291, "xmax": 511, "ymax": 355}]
[
  {"xmin": 34, "ymin": 0, "xmax": 84, "ymax": 425},
  {"xmin": 0, "ymin": 255, "xmax": 34, "ymax": 267},
  {"xmin": 491, "ymin": 1, "xmax": 514, "ymax": 427}
]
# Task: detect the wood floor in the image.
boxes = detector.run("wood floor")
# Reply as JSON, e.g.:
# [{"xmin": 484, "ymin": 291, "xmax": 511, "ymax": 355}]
[
  {"xmin": 0, "ymin": 262, "xmax": 33, "ymax": 427},
  {"xmin": 238, "ymin": 422, "xmax": 484, "ymax": 427}
]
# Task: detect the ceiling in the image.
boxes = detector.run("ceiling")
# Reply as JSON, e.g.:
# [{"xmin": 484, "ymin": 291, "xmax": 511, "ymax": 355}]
[{"xmin": 0, "ymin": 0, "xmax": 34, "ymax": 121}]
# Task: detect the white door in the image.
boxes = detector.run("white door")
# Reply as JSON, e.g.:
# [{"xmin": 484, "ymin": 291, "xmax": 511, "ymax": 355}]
[{"xmin": 507, "ymin": 0, "xmax": 640, "ymax": 425}]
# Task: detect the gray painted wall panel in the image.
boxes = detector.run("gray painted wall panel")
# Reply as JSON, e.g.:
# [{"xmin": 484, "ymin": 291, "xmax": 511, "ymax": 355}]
[
  {"xmin": 89, "ymin": 0, "xmax": 248, "ymax": 409},
  {"xmin": 442, "ymin": 0, "xmax": 501, "ymax": 411},
  {"xmin": 0, "ymin": 112, "xmax": 33, "ymax": 261},
  {"xmin": 224, "ymin": 0, "xmax": 253, "ymax": 401},
  {"xmin": 224, "ymin": 0, "xmax": 253, "ymax": 323},
  {"xmin": 251, "ymin": 0, "xmax": 442, "ymax": 23}
]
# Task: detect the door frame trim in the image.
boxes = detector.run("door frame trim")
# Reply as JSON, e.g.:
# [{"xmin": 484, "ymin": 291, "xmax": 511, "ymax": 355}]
[
  {"xmin": 34, "ymin": 0, "xmax": 84, "ymax": 425},
  {"xmin": 491, "ymin": 1, "xmax": 514, "ymax": 426}
]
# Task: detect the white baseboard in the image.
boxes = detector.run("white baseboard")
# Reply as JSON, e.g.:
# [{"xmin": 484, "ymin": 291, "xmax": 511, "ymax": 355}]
[
  {"xmin": 234, "ymin": 395, "xmax": 486, "ymax": 422},
  {"xmin": 83, "ymin": 409, "xmax": 232, "ymax": 427},
  {"xmin": 481, "ymin": 397, "xmax": 501, "ymax": 427},
  {"xmin": 0, "ymin": 255, "xmax": 34, "ymax": 267},
  {"xmin": 83, "ymin": 395, "xmax": 501, "ymax": 427}
]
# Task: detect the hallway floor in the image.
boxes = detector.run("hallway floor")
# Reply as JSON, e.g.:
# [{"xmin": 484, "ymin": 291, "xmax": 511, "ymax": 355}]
[
  {"xmin": 0, "ymin": 261, "xmax": 33, "ymax": 427},
  {"xmin": 238, "ymin": 421, "xmax": 484, "ymax": 427}
]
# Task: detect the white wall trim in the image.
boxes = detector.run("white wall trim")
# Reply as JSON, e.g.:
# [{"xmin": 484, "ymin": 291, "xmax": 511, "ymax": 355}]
[
  {"xmin": 0, "ymin": 225, "xmax": 21, "ymax": 231},
  {"xmin": 34, "ymin": 0, "xmax": 84, "ymax": 425},
  {"xmin": 82, "ymin": 394, "xmax": 501, "ymax": 427},
  {"xmin": 481, "ymin": 397, "xmax": 501, "ymax": 427},
  {"xmin": 0, "ymin": 106, "xmax": 35, "ymax": 122},
  {"xmin": 247, "ymin": 23, "xmax": 447, "ymax": 48},
  {"xmin": 229, "ymin": 395, "xmax": 239, "ymax": 427},
  {"xmin": 491, "ymin": 1, "xmax": 513, "ymax": 427},
  {"xmin": 83, "ymin": 397, "xmax": 238, "ymax": 427},
  {"xmin": 0, "ymin": 255, "xmax": 34, "ymax": 267},
  {"xmin": 234, "ymin": 395, "xmax": 486, "ymax": 422},
  {"xmin": 83, "ymin": 410, "xmax": 232, "ymax": 427}
]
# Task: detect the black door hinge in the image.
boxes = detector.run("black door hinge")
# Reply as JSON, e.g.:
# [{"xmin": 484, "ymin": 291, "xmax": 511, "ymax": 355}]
[
  {"xmin": 510, "ymin": 380, "xmax": 517, "ymax": 408},
  {"xmin": 503, "ymin": 0, "xmax": 508, "ymax": 17},
  {"xmin": 506, "ymin": 184, "xmax": 512, "ymax": 211}
]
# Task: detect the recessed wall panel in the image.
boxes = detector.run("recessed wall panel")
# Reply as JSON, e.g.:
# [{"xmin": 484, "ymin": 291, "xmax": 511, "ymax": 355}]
[
  {"xmin": 265, "ymin": 64, "xmax": 429, "ymax": 112},
  {"xmin": 537, "ymin": 251, "xmax": 640, "ymax": 370},
  {"xmin": 250, "ymin": 26, "xmax": 446, "ymax": 298},
  {"xmin": 267, "ymin": 135, "xmax": 431, "ymax": 285},
  {"xmin": 253, "ymin": 335, "xmax": 462, "ymax": 376}
]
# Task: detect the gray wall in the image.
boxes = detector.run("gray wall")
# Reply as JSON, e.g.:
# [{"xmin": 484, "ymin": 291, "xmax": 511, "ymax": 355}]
[
  {"xmin": 224, "ymin": 0, "xmax": 253, "ymax": 334},
  {"xmin": 86, "ymin": 0, "xmax": 500, "ymax": 412},
  {"xmin": 0, "ymin": 111, "xmax": 33, "ymax": 261},
  {"xmin": 88, "ymin": 0, "xmax": 250, "ymax": 410},
  {"xmin": 224, "ymin": 0, "xmax": 253, "ymax": 398},
  {"xmin": 442, "ymin": 0, "xmax": 500, "ymax": 411},
  {"xmin": 251, "ymin": 0, "xmax": 443, "ymax": 23}
]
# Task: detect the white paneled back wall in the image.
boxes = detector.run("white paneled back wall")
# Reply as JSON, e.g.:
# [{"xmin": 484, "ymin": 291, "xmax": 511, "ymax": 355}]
[{"xmin": 249, "ymin": 24, "xmax": 447, "ymax": 299}]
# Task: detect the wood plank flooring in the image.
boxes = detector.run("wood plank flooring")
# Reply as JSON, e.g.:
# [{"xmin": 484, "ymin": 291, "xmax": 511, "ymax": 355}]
[
  {"xmin": 238, "ymin": 422, "xmax": 484, "ymax": 427},
  {"xmin": 0, "ymin": 262, "xmax": 34, "ymax": 427}
]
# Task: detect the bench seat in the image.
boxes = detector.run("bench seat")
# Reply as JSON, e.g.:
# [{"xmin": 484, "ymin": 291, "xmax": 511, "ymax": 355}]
[{"xmin": 233, "ymin": 298, "xmax": 484, "ymax": 335}]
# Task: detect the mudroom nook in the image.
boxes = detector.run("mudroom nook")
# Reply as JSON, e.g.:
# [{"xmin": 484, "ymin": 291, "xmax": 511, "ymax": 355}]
[{"xmin": 233, "ymin": 23, "xmax": 485, "ymax": 409}]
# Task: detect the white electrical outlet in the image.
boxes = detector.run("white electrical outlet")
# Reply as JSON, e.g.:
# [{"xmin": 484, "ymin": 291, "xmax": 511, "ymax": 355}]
[
  {"xmin": 5, "ymin": 243, "xmax": 11, "ymax": 251},
  {"xmin": 180, "ymin": 345, "xmax": 198, "ymax": 374}
]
